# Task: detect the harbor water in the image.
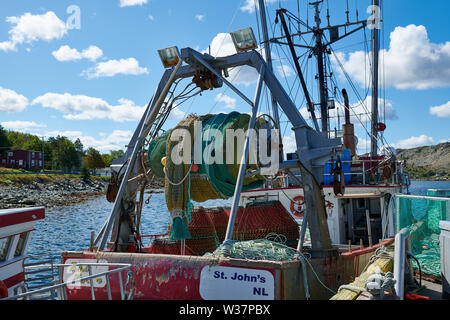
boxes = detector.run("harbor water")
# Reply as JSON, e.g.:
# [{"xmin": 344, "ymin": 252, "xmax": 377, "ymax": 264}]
[{"xmin": 27, "ymin": 180, "xmax": 450, "ymax": 264}]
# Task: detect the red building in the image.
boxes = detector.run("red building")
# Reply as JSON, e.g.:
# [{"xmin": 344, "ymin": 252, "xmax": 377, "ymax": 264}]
[{"xmin": 0, "ymin": 150, "xmax": 44, "ymax": 170}]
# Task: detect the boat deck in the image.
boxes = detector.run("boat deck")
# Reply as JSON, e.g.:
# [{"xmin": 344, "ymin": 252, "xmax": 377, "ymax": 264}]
[{"xmin": 417, "ymin": 280, "xmax": 443, "ymax": 300}]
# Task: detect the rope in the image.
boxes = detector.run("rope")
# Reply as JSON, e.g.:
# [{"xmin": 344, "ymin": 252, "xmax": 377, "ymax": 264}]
[
  {"xmin": 207, "ymin": 233, "xmax": 336, "ymax": 295},
  {"xmin": 122, "ymin": 270, "xmax": 134, "ymax": 300},
  {"xmin": 163, "ymin": 163, "xmax": 192, "ymax": 186}
]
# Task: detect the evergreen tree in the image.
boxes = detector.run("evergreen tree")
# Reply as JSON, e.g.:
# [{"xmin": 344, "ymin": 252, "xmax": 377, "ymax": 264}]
[
  {"xmin": 0, "ymin": 125, "xmax": 11, "ymax": 157},
  {"xmin": 83, "ymin": 147, "xmax": 105, "ymax": 174}
]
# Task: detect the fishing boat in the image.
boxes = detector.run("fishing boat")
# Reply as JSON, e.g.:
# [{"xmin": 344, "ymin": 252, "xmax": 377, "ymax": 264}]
[
  {"xmin": 0, "ymin": 207, "xmax": 45, "ymax": 298},
  {"xmin": 3, "ymin": 0, "xmax": 439, "ymax": 301}
]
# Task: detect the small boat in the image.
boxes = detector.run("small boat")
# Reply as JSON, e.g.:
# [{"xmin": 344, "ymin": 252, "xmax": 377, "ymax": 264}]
[{"xmin": 0, "ymin": 207, "xmax": 45, "ymax": 298}]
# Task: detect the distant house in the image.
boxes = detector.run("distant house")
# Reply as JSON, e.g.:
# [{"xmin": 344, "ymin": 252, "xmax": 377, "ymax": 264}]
[{"xmin": 0, "ymin": 150, "xmax": 44, "ymax": 170}]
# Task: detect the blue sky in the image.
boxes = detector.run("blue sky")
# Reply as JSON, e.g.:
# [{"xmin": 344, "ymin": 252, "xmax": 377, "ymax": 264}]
[{"xmin": 0, "ymin": 0, "xmax": 449, "ymax": 154}]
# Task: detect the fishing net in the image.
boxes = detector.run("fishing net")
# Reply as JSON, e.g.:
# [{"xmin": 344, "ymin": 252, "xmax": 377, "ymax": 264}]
[
  {"xmin": 184, "ymin": 206, "xmax": 219, "ymax": 255},
  {"xmin": 225, "ymin": 201, "xmax": 300, "ymax": 245},
  {"xmin": 147, "ymin": 238, "xmax": 192, "ymax": 255},
  {"xmin": 205, "ymin": 234, "xmax": 298, "ymax": 261},
  {"xmin": 394, "ymin": 194, "xmax": 450, "ymax": 278},
  {"xmin": 147, "ymin": 112, "xmax": 267, "ymax": 240},
  {"xmin": 147, "ymin": 129, "xmax": 172, "ymax": 179}
]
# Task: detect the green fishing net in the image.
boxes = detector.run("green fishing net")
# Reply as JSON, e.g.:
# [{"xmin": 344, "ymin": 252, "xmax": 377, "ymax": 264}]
[{"xmin": 395, "ymin": 193, "xmax": 450, "ymax": 278}]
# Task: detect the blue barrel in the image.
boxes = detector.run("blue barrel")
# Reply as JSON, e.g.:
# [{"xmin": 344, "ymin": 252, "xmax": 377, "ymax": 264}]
[{"xmin": 323, "ymin": 149, "xmax": 351, "ymax": 186}]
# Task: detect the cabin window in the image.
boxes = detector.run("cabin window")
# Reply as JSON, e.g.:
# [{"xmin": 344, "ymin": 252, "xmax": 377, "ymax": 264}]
[
  {"xmin": 356, "ymin": 198, "xmax": 366, "ymax": 210},
  {"xmin": 14, "ymin": 232, "xmax": 29, "ymax": 257},
  {"xmin": 0, "ymin": 236, "xmax": 12, "ymax": 262}
]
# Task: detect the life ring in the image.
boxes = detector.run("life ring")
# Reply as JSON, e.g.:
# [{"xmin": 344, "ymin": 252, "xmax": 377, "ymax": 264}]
[
  {"xmin": 290, "ymin": 196, "xmax": 305, "ymax": 218},
  {"xmin": 0, "ymin": 280, "xmax": 8, "ymax": 299}
]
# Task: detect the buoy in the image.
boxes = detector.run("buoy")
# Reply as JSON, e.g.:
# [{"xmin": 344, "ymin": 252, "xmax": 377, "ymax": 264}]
[
  {"xmin": 377, "ymin": 122, "xmax": 386, "ymax": 132},
  {"xmin": 290, "ymin": 196, "xmax": 305, "ymax": 218}
]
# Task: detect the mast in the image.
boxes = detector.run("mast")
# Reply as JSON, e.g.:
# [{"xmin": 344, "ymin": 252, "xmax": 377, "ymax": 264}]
[
  {"xmin": 276, "ymin": 8, "xmax": 320, "ymax": 132},
  {"xmin": 370, "ymin": 0, "xmax": 380, "ymax": 156},
  {"xmin": 268, "ymin": 0, "xmax": 368, "ymax": 140},
  {"xmin": 311, "ymin": 1, "xmax": 329, "ymax": 133},
  {"xmin": 257, "ymin": 0, "xmax": 283, "ymax": 154}
]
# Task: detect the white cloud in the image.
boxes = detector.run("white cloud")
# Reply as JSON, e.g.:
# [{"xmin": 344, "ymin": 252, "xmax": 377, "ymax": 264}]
[
  {"xmin": 276, "ymin": 65, "xmax": 295, "ymax": 78},
  {"xmin": 299, "ymin": 96, "xmax": 398, "ymax": 125},
  {"xmin": 42, "ymin": 130, "xmax": 83, "ymax": 138},
  {"xmin": 394, "ymin": 134, "xmax": 435, "ymax": 149},
  {"xmin": 332, "ymin": 24, "xmax": 450, "ymax": 90},
  {"xmin": 206, "ymin": 33, "xmax": 293, "ymax": 87},
  {"xmin": 195, "ymin": 14, "xmax": 205, "ymax": 22},
  {"xmin": 430, "ymin": 101, "xmax": 450, "ymax": 118},
  {"xmin": 52, "ymin": 45, "xmax": 81, "ymax": 61},
  {"xmin": 240, "ymin": 0, "xmax": 279, "ymax": 14},
  {"xmin": 148, "ymin": 15, "xmax": 154, "ymax": 21},
  {"xmin": 0, "ymin": 11, "xmax": 67, "ymax": 52},
  {"xmin": 78, "ymin": 130, "xmax": 132, "ymax": 152},
  {"xmin": 36, "ymin": 129, "xmax": 132, "ymax": 153},
  {"xmin": 81, "ymin": 57, "xmax": 148, "ymax": 79},
  {"xmin": 0, "ymin": 86, "xmax": 29, "ymax": 112},
  {"xmin": 0, "ymin": 121, "xmax": 46, "ymax": 131},
  {"xmin": 206, "ymin": 33, "xmax": 259, "ymax": 86},
  {"xmin": 356, "ymin": 136, "xmax": 371, "ymax": 154},
  {"xmin": 31, "ymin": 93, "xmax": 146, "ymax": 122},
  {"xmin": 52, "ymin": 45, "xmax": 103, "ymax": 62},
  {"xmin": 168, "ymin": 107, "xmax": 186, "ymax": 120},
  {"xmin": 215, "ymin": 93, "xmax": 236, "ymax": 109},
  {"xmin": 282, "ymin": 133, "xmax": 297, "ymax": 154},
  {"xmin": 81, "ymin": 46, "xmax": 103, "ymax": 61},
  {"xmin": 119, "ymin": 0, "xmax": 148, "ymax": 7},
  {"xmin": 0, "ymin": 41, "xmax": 16, "ymax": 52}
]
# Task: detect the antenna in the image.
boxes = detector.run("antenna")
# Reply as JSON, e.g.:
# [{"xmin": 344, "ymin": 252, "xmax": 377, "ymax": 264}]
[
  {"xmin": 326, "ymin": 0, "xmax": 330, "ymax": 26},
  {"xmin": 346, "ymin": 0, "xmax": 350, "ymax": 24}
]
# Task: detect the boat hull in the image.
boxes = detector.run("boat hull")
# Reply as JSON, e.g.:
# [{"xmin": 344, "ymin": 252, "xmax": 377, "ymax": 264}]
[{"xmin": 61, "ymin": 238, "xmax": 394, "ymax": 300}]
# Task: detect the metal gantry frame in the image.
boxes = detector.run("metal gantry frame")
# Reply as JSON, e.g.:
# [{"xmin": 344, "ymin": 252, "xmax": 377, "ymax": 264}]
[{"xmin": 95, "ymin": 46, "xmax": 342, "ymax": 255}]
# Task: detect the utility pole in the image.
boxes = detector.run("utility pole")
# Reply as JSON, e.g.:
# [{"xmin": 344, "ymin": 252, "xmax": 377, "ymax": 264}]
[
  {"xmin": 42, "ymin": 135, "xmax": 45, "ymax": 171},
  {"xmin": 370, "ymin": 0, "xmax": 380, "ymax": 156}
]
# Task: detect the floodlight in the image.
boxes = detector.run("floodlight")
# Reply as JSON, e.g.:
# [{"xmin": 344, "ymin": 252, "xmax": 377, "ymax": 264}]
[
  {"xmin": 158, "ymin": 46, "xmax": 180, "ymax": 68},
  {"xmin": 230, "ymin": 27, "xmax": 258, "ymax": 53}
]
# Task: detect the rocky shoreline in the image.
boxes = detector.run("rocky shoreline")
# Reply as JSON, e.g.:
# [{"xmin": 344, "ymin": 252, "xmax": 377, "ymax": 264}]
[{"xmin": 0, "ymin": 177, "xmax": 109, "ymax": 209}]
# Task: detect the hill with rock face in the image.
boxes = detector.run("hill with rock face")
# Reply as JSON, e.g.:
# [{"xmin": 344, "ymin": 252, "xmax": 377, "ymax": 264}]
[{"xmin": 396, "ymin": 142, "xmax": 450, "ymax": 179}]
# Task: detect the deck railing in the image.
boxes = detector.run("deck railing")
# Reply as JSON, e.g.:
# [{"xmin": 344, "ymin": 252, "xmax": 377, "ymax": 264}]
[
  {"xmin": 281, "ymin": 158, "xmax": 409, "ymax": 187},
  {"xmin": 1, "ymin": 262, "xmax": 133, "ymax": 301}
]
